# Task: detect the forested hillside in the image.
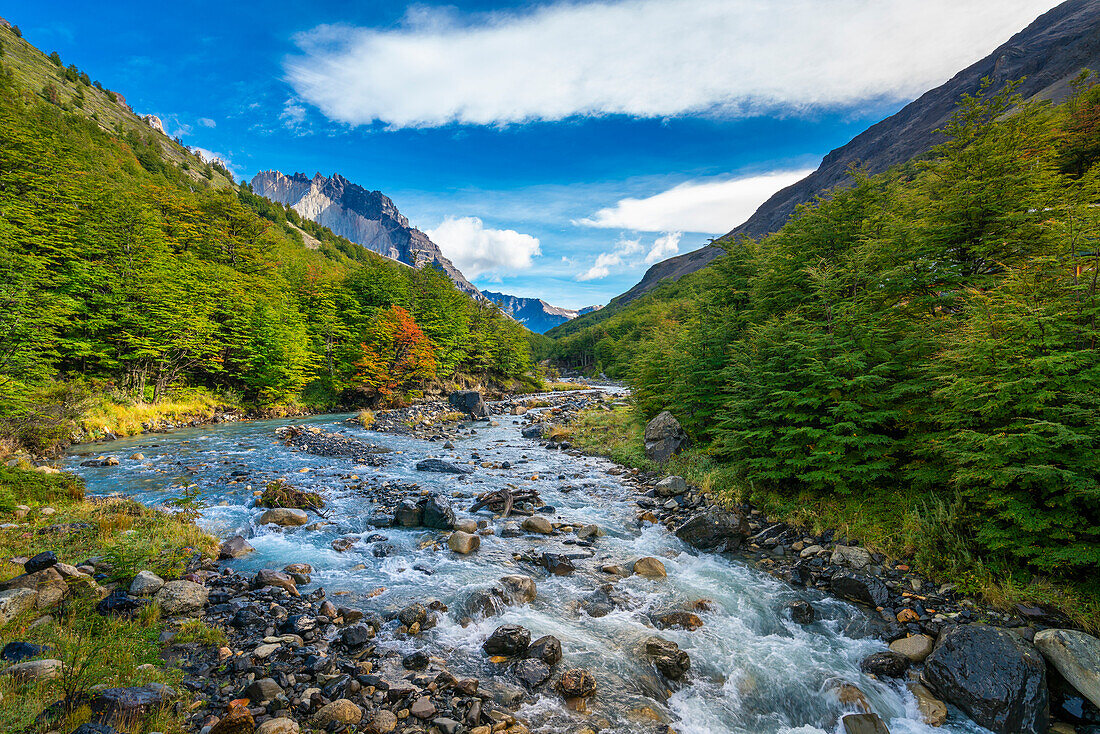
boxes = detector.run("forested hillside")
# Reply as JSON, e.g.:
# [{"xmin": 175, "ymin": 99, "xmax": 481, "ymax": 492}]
[
  {"xmin": 554, "ymin": 78, "xmax": 1100, "ymax": 588},
  {"xmin": 0, "ymin": 24, "xmax": 532, "ymax": 452}
]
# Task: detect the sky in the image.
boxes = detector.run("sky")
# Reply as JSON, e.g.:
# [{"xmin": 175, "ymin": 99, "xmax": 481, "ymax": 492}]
[{"xmin": 12, "ymin": 0, "xmax": 1061, "ymax": 308}]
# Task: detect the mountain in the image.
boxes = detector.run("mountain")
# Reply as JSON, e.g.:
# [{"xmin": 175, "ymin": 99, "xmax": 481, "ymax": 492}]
[
  {"xmin": 481, "ymin": 291, "xmax": 601, "ymax": 333},
  {"xmin": 605, "ymin": 0, "xmax": 1100, "ymax": 308},
  {"xmin": 251, "ymin": 171, "xmax": 481, "ymax": 298}
]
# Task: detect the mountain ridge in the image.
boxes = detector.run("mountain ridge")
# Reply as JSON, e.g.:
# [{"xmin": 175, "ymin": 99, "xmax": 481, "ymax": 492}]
[{"xmin": 482, "ymin": 291, "xmax": 601, "ymax": 333}]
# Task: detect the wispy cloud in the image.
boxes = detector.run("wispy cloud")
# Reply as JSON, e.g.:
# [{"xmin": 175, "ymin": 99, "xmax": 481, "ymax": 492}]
[
  {"xmin": 197, "ymin": 117, "xmax": 216, "ymax": 128},
  {"xmin": 579, "ymin": 169, "xmax": 815, "ymax": 234},
  {"xmin": 286, "ymin": 0, "xmax": 1055, "ymax": 129},
  {"xmin": 578, "ymin": 233, "xmax": 680, "ymax": 280},
  {"xmin": 426, "ymin": 216, "xmax": 542, "ymax": 279}
]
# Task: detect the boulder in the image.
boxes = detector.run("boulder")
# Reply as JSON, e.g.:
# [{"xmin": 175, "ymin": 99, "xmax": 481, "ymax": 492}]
[
  {"xmin": 153, "ymin": 580, "xmax": 208, "ymax": 615},
  {"xmin": 423, "ymin": 494, "xmax": 457, "ymax": 529},
  {"xmin": 1034, "ymin": 628, "xmax": 1100, "ymax": 709},
  {"xmin": 645, "ymin": 637, "xmax": 691, "ymax": 680},
  {"xmin": 540, "ymin": 553, "xmax": 576, "ymax": 575},
  {"xmin": 786, "ymin": 600, "xmax": 816, "ymax": 624},
  {"xmin": 521, "ymin": 425, "xmax": 545, "ymax": 439},
  {"xmin": 1, "ymin": 567, "xmax": 68, "ymax": 609},
  {"xmin": 632, "ymin": 557, "xmax": 667, "ymax": 579},
  {"xmin": 128, "ymin": 570, "xmax": 164, "ymax": 596},
  {"xmin": 655, "ymin": 476, "xmax": 688, "ymax": 497},
  {"xmin": 257, "ymin": 508, "xmax": 308, "ymax": 526},
  {"xmin": 449, "ymin": 390, "xmax": 489, "ymax": 418},
  {"xmin": 312, "ymin": 699, "xmax": 362, "ymax": 726},
  {"xmin": 830, "ymin": 572, "xmax": 889, "ymax": 608},
  {"xmin": 831, "ymin": 544, "xmax": 872, "ymax": 570},
  {"xmin": 0, "ymin": 588, "xmax": 36, "ymax": 625},
  {"xmin": 252, "ymin": 569, "xmax": 299, "ymax": 597},
  {"xmin": 840, "ymin": 713, "xmax": 890, "ymax": 734},
  {"xmin": 209, "ymin": 699, "xmax": 254, "ymax": 734},
  {"xmin": 922, "ymin": 623, "xmax": 1049, "ymax": 734},
  {"xmin": 674, "ymin": 507, "xmax": 749, "ymax": 552},
  {"xmin": 558, "ymin": 668, "xmax": 597, "ymax": 698},
  {"xmin": 448, "ymin": 530, "xmax": 480, "ymax": 554},
  {"xmin": 1, "ymin": 641, "xmax": 51, "ymax": 661},
  {"xmin": 416, "ymin": 459, "xmax": 473, "ymax": 474},
  {"xmin": 244, "ymin": 677, "xmax": 284, "ymax": 704},
  {"xmin": 484, "ymin": 624, "xmax": 531, "ymax": 657},
  {"xmin": 860, "ymin": 651, "xmax": 910, "ymax": 678},
  {"xmin": 890, "ymin": 634, "xmax": 934, "ymax": 662},
  {"xmin": 91, "ymin": 684, "xmax": 177, "ymax": 727},
  {"xmin": 366, "ymin": 710, "xmax": 397, "ymax": 734},
  {"xmin": 644, "ymin": 411, "xmax": 688, "ymax": 463},
  {"xmin": 527, "ymin": 635, "xmax": 562, "ymax": 666},
  {"xmin": 256, "ymin": 718, "xmax": 300, "ymax": 734},
  {"xmin": 500, "ymin": 575, "xmax": 537, "ymax": 605},
  {"xmin": 522, "ymin": 515, "xmax": 553, "ymax": 534},
  {"xmin": 394, "ymin": 499, "xmax": 424, "ymax": 527},
  {"xmin": 24, "ymin": 551, "xmax": 58, "ymax": 574},
  {"xmin": 219, "ymin": 535, "xmax": 254, "ymax": 559},
  {"xmin": 907, "ymin": 681, "xmax": 948, "ymax": 727},
  {"xmin": 4, "ymin": 658, "xmax": 61, "ymax": 682},
  {"xmin": 654, "ymin": 611, "xmax": 704, "ymax": 631},
  {"xmin": 514, "ymin": 658, "xmax": 553, "ymax": 689},
  {"xmin": 409, "ymin": 696, "xmax": 436, "ymax": 719}
]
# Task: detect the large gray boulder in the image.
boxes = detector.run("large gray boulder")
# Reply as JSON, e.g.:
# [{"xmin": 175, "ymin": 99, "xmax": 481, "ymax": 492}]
[
  {"xmin": 423, "ymin": 494, "xmax": 456, "ymax": 529},
  {"xmin": 644, "ymin": 411, "xmax": 688, "ymax": 463},
  {"xmin": 154, "ymin": 580, "xmax": 208, "ymax": 615},
  {"xmin": 1034, "ymin": 628, "xmax": 1100, "ymax": 709},
  {"xmin": 674, "ymin": 507, "xmax": 749, "ymax": 552},
  {"xmin": 921, "ymin": 624, "xmax": 1049, "ymax": 734},
  {"xmin": 416, "ymin": 458, "xmax": 473, "ymax": 475},
  {"xmin": 449, "ymin": 390, "xmax": 489, "ymax": 418}
]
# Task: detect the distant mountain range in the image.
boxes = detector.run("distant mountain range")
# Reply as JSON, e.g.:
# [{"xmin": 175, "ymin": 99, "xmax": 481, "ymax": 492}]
[
  {"xmin": 251, "ymin": 171, "xmax": 483, "ymax": 298},
  {"xmin": 251, "ymin": 170, "xmax": 595, "ymax": 332},
  {"xmin": 482, "ymin": 291, "xmax": 600, "ymax": 333},
  {"xmin": 607, "ymin": 0, "xmax": 1100, "ymax": 308}
]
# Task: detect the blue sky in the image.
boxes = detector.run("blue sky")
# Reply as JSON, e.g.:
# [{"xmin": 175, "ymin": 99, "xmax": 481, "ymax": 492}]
[{"xmin": 13, "ymin": 1, "xmax": 1059, "ymax": 308}]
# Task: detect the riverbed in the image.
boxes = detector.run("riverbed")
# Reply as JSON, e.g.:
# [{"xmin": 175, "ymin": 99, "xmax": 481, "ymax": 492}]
[{"xmin": 65, "ymin": 398, "xmax": 987, "ymax": 734}]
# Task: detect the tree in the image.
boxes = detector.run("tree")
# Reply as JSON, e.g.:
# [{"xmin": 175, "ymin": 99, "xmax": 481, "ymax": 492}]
[{"xmin": 354, "ymin": 306, "xmax": 438, "ymax": 400}]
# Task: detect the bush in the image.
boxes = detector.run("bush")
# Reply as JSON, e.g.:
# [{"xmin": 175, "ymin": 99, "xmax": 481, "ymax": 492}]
[{"xmin": 258, "ymin": 479, "xmax": 323, "ymax": 510}]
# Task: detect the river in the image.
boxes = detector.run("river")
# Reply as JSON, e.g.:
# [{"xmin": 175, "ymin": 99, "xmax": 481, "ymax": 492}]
[{"xmin": 64, "ymin": 396, "xmax": 986, "ymax": 734}]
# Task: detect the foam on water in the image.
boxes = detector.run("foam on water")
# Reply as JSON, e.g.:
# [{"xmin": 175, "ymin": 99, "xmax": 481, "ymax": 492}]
[{"xmin": 65, "ymin": 402, "xmax": 990, "ymax": 734}]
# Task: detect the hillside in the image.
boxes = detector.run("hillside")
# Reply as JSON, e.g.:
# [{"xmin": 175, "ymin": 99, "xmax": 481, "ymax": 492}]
[
  {"xmin": 0, "ymin": 24, "xmax": 533, "ymax": 452},
  {"xmin": 599, "ymin": 0, "xmax": 1100, "ymax": 310},
  {"xmin": 252, "ymin": 170, "xmax": 482, "ymax": 298}
]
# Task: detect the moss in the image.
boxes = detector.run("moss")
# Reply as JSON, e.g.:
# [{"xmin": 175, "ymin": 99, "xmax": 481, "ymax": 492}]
[{"xmin": 257, "ymin": 479, "xmax": 323, "ymax": 510}]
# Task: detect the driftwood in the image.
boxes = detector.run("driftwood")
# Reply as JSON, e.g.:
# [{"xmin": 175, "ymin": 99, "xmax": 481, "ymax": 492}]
[{"xmin": 469, "ymin": 487, "xmax": 541, "ymax": 518}]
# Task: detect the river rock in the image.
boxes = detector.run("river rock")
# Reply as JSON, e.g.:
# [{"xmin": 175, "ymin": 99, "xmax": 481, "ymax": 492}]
[
  {"xmin": 448, "ymin": 530, "xmax": 480, "ymax": 554},
  {"xmin": 244, "ymin": 677, "xmax": 284, "ymax": 704},
  {"xmin": 2, "ymin": 567, "xmax": 68, "ymax": 609},
  {"xmin": 540, "ymin": 553, "xmax": 576, "ymax": 575},
  {"xmin": 558, "ymin": 668, "xmax": 597, "ymax": 698},
  {"xmin": 424, "ymin": 494, "xmax": 457, "ymax": 529},
  {"xmin": 0, "ymin": 588, "xmax": 36, "ymax": 625},
  {"xmin": 2, "ymin": 641, "xmax": 51, "ymax": 661},
  {"xmin": 632, "ymin": 557, "xmax": 667, "ymax": 578},
  {"xmin": 922, "ymin": 623, "xmax": 1048, "ymax": 734},
  {"xmin": 4, "ymin": 658, "xmax": 61, "ymax": 682},
  {"xmin": 454, "ymin": 518, "xmax": 478, "ymax": 533},
  {"xmin": 92, "ymin": 684, "xmax": 177, "ymax": 727},
  {"xmin": 655, "ymin": 476, "xmax": 688, "ymax": 497},
  {"xmin": 830, "ymin": 572, "xmax": 889, "ymax": 608},
  {"xmin": 527, "ymin": 634, "xmax": 562, "ymax": 666},
  {"xmin": 890, "ymin": 634, "xmax": 934, "ymax": 662},
  {"xmin": 484, "ymin": 624, "xmax": 531, "ymax": 657},
  {"xmin": 416, "ymin": 458, "xmax": 473, "ymax": 474},
  {"xmin": 257, "ymin": 508, "xmax": 308, "ymax": 526},
  {"xmin": 312, "ymin": 699, "xmax": 362, "ymax": 726},
  {"xmin": 219, "ymin": 535, "xmax": 254, "ymax": 559},
  {"xmin": 252, "ymin": 569, "xmax": 299, "ymax": 597},
  {"xmin": 907, "ymin": 681, "xmax": 948, "ymax": 727},
  {"xmin": 521, "ymin": 424, "xmax": 544, "ymax": 439},
  {"xmin": 1034, "ymin": 628, "xmax": 1100, "ymax": 708},
  {"xmin": 654, "ymin": 611, "xmax": 704, "ymax": 631},
  {"xmin": 154, "ymin": 580, "xmax": 208, "ymax": 614},
  {"xmin": 674, "ymin": 507, "xmax": 749, "ymax": 552},
  {"xmin": 840, "ymin": 713, "xmax": 890, "ymax": 734},
  {"xmin": 398, "ymin": 603, "xmax": 428, "ymax": 628},
  {"xmin": 500, "ymin": 575, "xmax": 537, "ymax": 605},
  {"xmin": 394, "ymin": 499, "xmax": 423, "ymax": 527},
  {"xmin": 128, "ymin": 570, "xmax": 164, "ymax": 596},
  {"xmin": 786, "ymin": 600, "xmax": 816, "ymax": 624},
  {"xmin": 644, "ymin": 411, "xmax": 688, "ymax": 463},
  {"xmin": 645, "ymin": 637, "xmax": 690, "ymax": 680},
  {"xmin": 831, "ymin": 544, "xmax": 872, "ymax": 570},
  {"xmin": 366, "ymin": 710, "xmax": 397, "ymax": 734},
  {"xmin": 860, "ymin": 651, "xmax": 910, "ymax": 678},
  {"xmin": 256, "ymin": 718, "xmax": 300, "ymax": 734},
  {"xmin": 24, "ymin": 551, "xmax": 57, "ymax": 574},
  {"xmin": 515, "ymin": 658, "xmax": 553, "ymax": 689},
  {"xmin": 522, "ymin": 515, "xmax": 553, "ymax": 534},
  {"xmin": 449, "ymin": 390, "xmax": 489, "ymax": 418}
]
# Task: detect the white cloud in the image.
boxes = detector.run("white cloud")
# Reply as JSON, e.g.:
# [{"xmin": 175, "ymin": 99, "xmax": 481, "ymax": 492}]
[
  {"xmin": 579, "ymin": 169, "xmax": 815, "ymax": 234},
  {"xmin": 281, "ymin": 99, "xmax": 308, "ymax": 129},
  {"xmin": 285, "ymin": 0, "xmax": 1056, "ymax": 128},
  {"xmin": 426, "ymin": 216, "xmax": 541, "ymax": 279},
  {"xmin": 197, "ymin": 117, "xmax": 216, "ymax": 128},
  {"xmin": 646, "ymin": 232, "xmax": 681, "ymax": 264}
]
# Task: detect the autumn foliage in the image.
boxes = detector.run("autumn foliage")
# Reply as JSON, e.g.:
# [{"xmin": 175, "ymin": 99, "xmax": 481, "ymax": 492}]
[{"xmin": 355, "ymin": 305, "xmax": 438, "ymax": 398}]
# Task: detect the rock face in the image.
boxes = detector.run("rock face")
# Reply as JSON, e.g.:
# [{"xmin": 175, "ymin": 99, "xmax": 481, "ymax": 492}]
[
  {"xmin": 1034, "ymin": 628, "xmax": 1100, "ymax": 709},
  {"xmin": 481, "ymin": 291, "xmax": 598, "ymax": 333},
  {"xmin": 251, "ymin": 170, "xmax": 482, "ymax": 298},
  {"xmin": 644, "ymin": 411, "xmax": 688, "ymax": 463},
  {"xmin": 603, "ymin": 0, "xmax": 1100, "ymax": 308},
  {"xmin": 922, "ymin": 624, "xmax": 1049, "ymax": 734},
  {"xmin": 674, "ymin": 507, "xmax": 749, "ymax": 552}
]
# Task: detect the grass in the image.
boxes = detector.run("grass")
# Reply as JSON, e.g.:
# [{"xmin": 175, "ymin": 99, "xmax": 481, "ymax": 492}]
[
  {"xmin": 257, "ymin": 479, "xmax": 323, "ymax": 510},
  {"xmin": 172, "ymin": 618, "xmax": 227, "ymax": 646},
  {"xmin": 567, "ymin": 405, "xmax": 1100, "ymax": 633},
  {"xmin": 357, "ymin": 409, "xmax": 375, "ymax": 429},
  {"xmin": 0, "ymin": 466, "xmax": 219, "ymax": 732},
  {"xmin": 80, "ymin": 388, "xmax": 236, "ymax": 441}
]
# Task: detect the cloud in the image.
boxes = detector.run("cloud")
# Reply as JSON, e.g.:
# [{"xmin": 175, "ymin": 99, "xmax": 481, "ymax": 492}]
[
  {"xmin": 646, "ymin": 232, "xmax": 681, "ymax": 264},
  {"xmin": 280, "ymin": 99, "xmax": 308, "ymax": 129},
  {"xmin": 197, "ymin": 117, "xmax": 216, "ymax": 128},
  {"xmin": 579, "ymin": 169, "xmax": 815, "ymax": 234},
  {"xmin": 579, "ymin": 235, "xmax": 677, "ymax": 280},
  {"xmin": 285, "ymin": 0, "xmax": 1056, "ymax": 128},
  {"xmin": 426, "ymin": 216, "xmax": 541, "ymax": 279}
]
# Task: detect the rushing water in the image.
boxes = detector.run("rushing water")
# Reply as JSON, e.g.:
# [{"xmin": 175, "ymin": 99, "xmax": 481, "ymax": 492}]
[{"xmin": 64, "ymin": 399, "xmax": 987, "ymax": 734}]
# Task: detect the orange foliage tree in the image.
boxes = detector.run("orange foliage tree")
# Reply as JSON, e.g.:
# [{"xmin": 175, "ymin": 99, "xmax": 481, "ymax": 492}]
[{"xmin": 355, "ymin": 305, "xmax": 438, "ymax": 398}]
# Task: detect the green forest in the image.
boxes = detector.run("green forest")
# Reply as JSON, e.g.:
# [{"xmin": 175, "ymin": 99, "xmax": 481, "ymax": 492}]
[
  {"xmin": 552, "ymin": 79, "xmax": 1100, "ymax": 592},
  {"xmin": 0, "ymin": 30, "xmax": 533, "ymax": 453}
]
